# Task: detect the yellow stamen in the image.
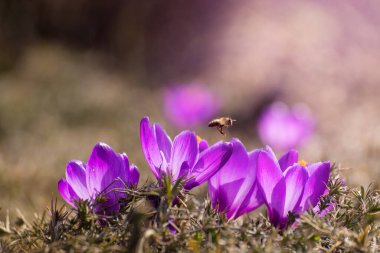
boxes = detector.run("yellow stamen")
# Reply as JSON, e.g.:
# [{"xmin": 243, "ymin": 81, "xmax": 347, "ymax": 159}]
[
  {"xmin": 196, "ymin": 135, "xmax": 202, "ymax": 144},
  {"xmin": 297, "ymin": 159, "xmax": 307, "ymax": 167}
]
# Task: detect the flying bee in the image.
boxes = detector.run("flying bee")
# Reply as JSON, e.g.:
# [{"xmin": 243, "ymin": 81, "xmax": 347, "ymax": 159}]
[{"xmin": 208, "ymin": 117, "xmax": 236, "ymax": 135}]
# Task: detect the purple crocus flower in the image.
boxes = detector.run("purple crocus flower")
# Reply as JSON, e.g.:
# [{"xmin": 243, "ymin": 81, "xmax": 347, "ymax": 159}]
[
  {"xmin": 257, "ymin": 102, "xmax": 315, "ymax": 151},
  {"xmin": 256, "ymin": 146, "xmax": 330, "ymax": 228},
  {"xmin": 163, "ymin": 83, "xmax": 220, "ymax": 128},
  {"xmin": 140, "ymin": 117, "xmax": 232, "ymax": 190},
  {"xmin": 208, "ymin": 139, "xmax": 263, "ymax": 219},
  {"xmin": 58, "ymin": 142, "xmax": 140, "ymax": 215}
]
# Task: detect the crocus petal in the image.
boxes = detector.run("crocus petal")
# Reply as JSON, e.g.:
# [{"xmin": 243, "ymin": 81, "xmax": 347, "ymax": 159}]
[
  {"xmin": 177, "ymin": 162, "xmax": 190, "ymax": 179},
  {"xmin": 185, "ymin": 142, "xmax": 233, "ymax": 190},
  {"xmin": 121, "ymin": 153, "xmax": 131, "ymax": 183},
  {"xmin": 307, "ymin": 162, "xmax": 323, "ymax": 176},
  {"xmin": 265, "ymin": 146, "xmax": 277, "ymax": 160},
  {"xmin": 58, "ymin": 178, "xmax": 79, "ymax": 208},
  {"xmin": 269, "ymin": 177, "xmax": 286, "ymax": 227},
  {"xmin": 256, "ymin": 150, "xmax": 284, "ymax": 205},
  {"xmin": 232, "ymin": 183, "xmax": 263, "ymax": 219},
  {"xmin": 66, "ymin": 160, "xmax": 90, "ymax": 200},
  {"xmin": 86, "ymin": 143, "xmax": 124, "ymax": 196},
  {"xmin": 208, "ymin": 181, "xmax": 219, "ymax": 209},
  {"xmin": 283, "ymin": 164, "xmax": 308, "ymax": 215},
  {"xmin": 210, "ymin": 178, "xmax": 245, "ymax": 214},
  {"xmin": 227, "ymin": 148, "xmax": 262, "ymax": 219},
  {"xmin": 208, "ymin": 139, "xmax": 249, "ymax": 214},
  {"xmin": 247, "ymin": 150, "xmax": 260, "ymax": 183},
  {"xmin": 170, "ymin": 131, "xmax": 198, "ymax": 180},
  {"xmin": 278, "ymin": 150, "xmax": 298, "ymax": 171},
  {"xmin": 129, "ymin": 164, "xmax": 140, "ymax": 186},
  {"xmin": 265, "ymin": 145, "xmax": 281, "ymax": 169},
  {"xmin": 199, "ymin": 139, "xmax": 209, "ymax": 153},
  {"xmin": 154, "ymin": 123, "xmax": 172, "ymax": 162},
  {"xmin": 299, "ymin": 162, "xmax": 330, "ymax": 212},
  {"xmin": 140, "ymin": 117, "xmax": 163, "ymax": 179}
]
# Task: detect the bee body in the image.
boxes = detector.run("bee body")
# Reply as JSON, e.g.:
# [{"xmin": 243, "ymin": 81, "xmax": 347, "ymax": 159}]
[{"xmin": 208, "ymin": 117, "xmax": 236, "ymax": 135}]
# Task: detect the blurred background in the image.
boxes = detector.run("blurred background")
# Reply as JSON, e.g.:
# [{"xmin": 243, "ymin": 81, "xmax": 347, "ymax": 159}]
[{"xmin": 1, "ymin": 0, "xmax": 380, "ymax": 219}]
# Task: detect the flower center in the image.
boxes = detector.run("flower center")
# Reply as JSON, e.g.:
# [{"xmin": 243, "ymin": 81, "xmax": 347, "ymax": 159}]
[
  {"xmin": 297, "ymin": 159, "xmax": 307, "ymax": 167},
  {"xmin": 196, "ymin": 135, "xmax": 202, "ymax": 144}
]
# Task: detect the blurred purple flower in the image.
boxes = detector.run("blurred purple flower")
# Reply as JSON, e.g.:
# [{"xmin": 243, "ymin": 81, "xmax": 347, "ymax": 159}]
[
  {"xmin": 257, "ymin": 102, "xmax": 315, "ymax": 151},
  {"xmin": 256, "ymin": 146, "xmax": 330, "ymax": 228},
  {"xmin": 208, "ymin": 139, "xmax": 263, "ymax": 219},
  {"xmin": 163, "ymin": 83, "xmax": 220, "ymax": 128},
  {"xmin": 58, "ymin": 142, "xmax": 139, "ymax": 215},
  {"xmin": 140, "ymin": 117, "xmax": 232, "ymax": 190}
]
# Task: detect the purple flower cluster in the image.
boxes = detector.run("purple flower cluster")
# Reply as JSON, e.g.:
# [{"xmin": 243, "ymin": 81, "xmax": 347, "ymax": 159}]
[{"xmin": 58, "ymin": 116, "xmax": 331, "ymax": 228}]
